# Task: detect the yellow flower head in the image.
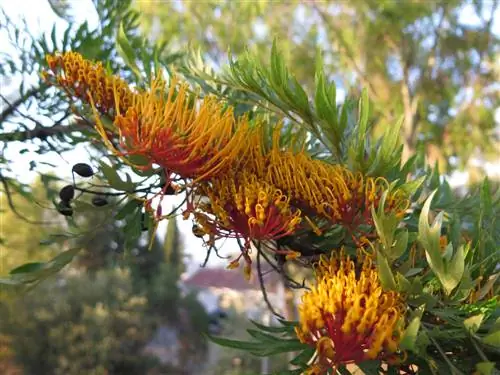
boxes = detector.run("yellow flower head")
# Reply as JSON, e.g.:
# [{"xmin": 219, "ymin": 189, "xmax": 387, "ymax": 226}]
[
  {"xmin": 243, "ymin": 125, "xmax": 410, "ymax": 235},
  {"xmin": 295, "ymin": 251, "xmax": 406, "ymax": 372},
  {"xmin": 194, "ymin": 171, "xmax": 302, "ymax": 244},
  {"xmin": 45, "ymin": 52, "xmax": 134, "ymax": 116},
  {"xmin": 256, "ymin": 151, "xmax": 409, "ymax": 238},
  {"xmin": 92, "ymin": 74, "xmax": 256, "ymax": 180}
]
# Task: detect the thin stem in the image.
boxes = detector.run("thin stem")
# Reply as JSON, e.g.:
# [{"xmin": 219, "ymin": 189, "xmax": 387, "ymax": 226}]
[
  {"xmin": 423, "ymin": 326, "xmax": 466, "ymax": 375},
  {"xmin": 257, "ymin": 243, "xmax": 285, "ymax": 319}
]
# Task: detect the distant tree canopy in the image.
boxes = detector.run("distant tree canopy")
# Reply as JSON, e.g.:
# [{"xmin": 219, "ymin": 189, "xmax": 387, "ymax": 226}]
[
  {"xmin": 0, "ymin": 1, "xmax": 499, "ymax": 374},
  {"xmin": 137, "ymin": 0, "xmax": 499, "ymax": 171}
]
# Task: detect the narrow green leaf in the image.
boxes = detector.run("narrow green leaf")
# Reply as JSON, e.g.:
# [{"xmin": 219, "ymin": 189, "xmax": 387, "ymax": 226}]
[
  {"xmin": 250, "ymin": 319, "xmax": 294, "ymax": 334},
  {"xmin": 9, "ymin": 262, "xmax": 46, "ymax": 275},
  {"xmin": 391, "ymin": 230, "xmax": 409, "ymax": 260},
  {"xmin": 405, "ymin": 268, "xmax": 424, "ymax": 277},
  {"xmin": 46, "ymin": 248, "xmax": 81, "ymax": 270},
  {"xmin": 356, "ymin": 360, "xmax": 382, "ymax": 375},
  {"xmin": 73, "ymin": 200, "xmax": 110, "ymax": 212},
  {"xmin": 127, "ymin": 154, "xmax": 150, "ymax": 167},
  {"xmin": 116, "ymin": 22, "xmax": 141, "ymax": 79},
  {"xmin": 396, "ymin": 272, "xmax": 412, "ymax": 293},
  {"xmin": 115, "ymin": 199, "xmax": 140, "ymax": 220},
  {"xmin": 206, "ymin": 335, "xmax": 264, "ymax": 351},
  {"xmin": 290, "ymin": 347, "xmax": 315, "ymax": 366},
  {"xmin": 400, "ymin": 305, "xmax": 425, "ymax": 351},
  {"xmin": 377, "ymin": 251, "xmax": 397, "ymax": 291},
  {"xmin": 480, "ymin": 178, "xmax": 493, "ymax": 217},
  {"xmin": 475, "ymin": 362, "xmax": 496, "ymax": 375},
  {"xmin": 379, "ymin": 115, "xmax": 403, "ymax": 162},
  {"xmin": 358, "ymin": 88, "xmax": 369, "ymax": 137},
  {"xmin": 447, "ymin": 245, "xmax": 465, "ymax": 293},
  {"xmin": 246, "ymin": 329, "xmax": 285, "ymax": 343},
  {"xmin": 483, "ymin": 331, "xmax": 500, "ymax": 347},
  {"xmin": 99, "ymin": 161, "xmax": 134, "ymax": 191},
  {"xmin": 400, "ymin": 176, "xmax": 426, "ymax": 196},
  {"xmin": 0, "ymin": 278, "xmax": 23, "ymax": 286}
]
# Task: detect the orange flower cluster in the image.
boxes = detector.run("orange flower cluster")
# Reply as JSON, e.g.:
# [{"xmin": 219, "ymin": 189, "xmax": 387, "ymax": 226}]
[
  {"xmin": 45, "ymin": 52, "xmax": 410, "ymax": 277},
  {"xmin": 296, "ymin": 251, "xmax": 407, "ymax": 373},
  {"xmin": 92, "ymin": 75, "xmax": 256, "ymax": 179},
  {"xmin": 45, "ymin": 52, "xmax": 134, "ymax": 116}
]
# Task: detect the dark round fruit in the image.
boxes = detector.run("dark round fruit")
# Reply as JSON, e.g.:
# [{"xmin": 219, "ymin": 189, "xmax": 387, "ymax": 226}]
[
  {"xmin": 91, "ymin": 196, "xmax": 108, "ymax": 207},
  {"xmin": 72, "ymin": 163, "xmax": 94, "ymax": 177},
  {"xmin": 165, "ymin": 184, "xmax": 176, "ymax": 195},
  {"xmin": 59, "ymin": 185, "xmax": 75, "ymax": 202},
  {"xmin": 192, "ymin": 225, "xmax": 205, "ymax": 238},
  {"xmin": 57, "ymin": 201, "xmax": 73, "ymax": 217}
]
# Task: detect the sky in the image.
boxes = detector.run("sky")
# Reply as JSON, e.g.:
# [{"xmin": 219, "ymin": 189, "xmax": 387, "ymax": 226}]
[{"xmin": 1, "ymin": 0, "xmax": 499, "ymax": 274}]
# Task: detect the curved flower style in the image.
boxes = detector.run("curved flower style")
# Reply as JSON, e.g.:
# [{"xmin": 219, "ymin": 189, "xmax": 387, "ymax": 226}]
[
  {"xmin": 260, "ymin": 149, "xmax": 410, "ymax": 235},
  {"xmin": 45, "ymin": 52, "xmax": 134, "ymax": 116},
  {"xmin": 92, "ymin": 75, "xmax": 256, "ymax": 180},
  {"xmin": 295, "ymin": 252, "xmax": 406, "ymax": 373},
  {"xmin": 193, "ymin": 171, "xmax": 302, "ymax": 253}
]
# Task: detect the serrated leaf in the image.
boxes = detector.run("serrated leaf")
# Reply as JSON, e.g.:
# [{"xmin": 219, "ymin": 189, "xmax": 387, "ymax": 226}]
[
  {"xmin": 419, "ymin": 191, "xmax": 462, "ymax": 294},
  {"xmin": 463, "ymin": 314, "xmax": 484, "ymax": 333},
  {"xmin": 378, "ymin": 115, "xmax": 403, "ymax": 165}
]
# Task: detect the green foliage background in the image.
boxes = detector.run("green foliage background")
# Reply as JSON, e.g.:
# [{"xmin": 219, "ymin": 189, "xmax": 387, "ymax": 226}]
[{"xmin": 0, "ymin": 0, "xmax": 499, "ymax": 374}]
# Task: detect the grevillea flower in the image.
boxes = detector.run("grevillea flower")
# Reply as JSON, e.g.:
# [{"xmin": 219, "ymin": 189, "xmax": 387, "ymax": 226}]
[
  {"xmin": 243, "ymin": 144, "xmax": 409, "ymax": 241},
  {"xmin": 193, "ymin": 171, "xmax": 302, "ymax": 271},
  {"xmin": 44, "ymin": 52, "xmax": 134, "ymax": 116},
  {"xmin": 267, "ymin": 151, "xmax": 409, "ymax": 227},
  {"xmin": 295, "ymin": 251, "xmax": 406, "ymax": 373},
  {"xmin": 91, "ymin": 74, "xmax": 255, "ymax": 180}
]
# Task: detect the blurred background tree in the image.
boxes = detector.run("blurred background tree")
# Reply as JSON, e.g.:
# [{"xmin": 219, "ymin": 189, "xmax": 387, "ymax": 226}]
[
  {"xmin": 0, "ymin": 269, "xmax": 158, "ymax": 375},
  {"xmin": 137, "ymin": 0, "xmax": 499, "ymax": 173},
  {"xmin": 163, "ymin": 215, "xmax": 186, "ymax": 278},
  {"xmin": 0, "ymin": 177, "xmax": 209, "ymax": 374},
  {"xmin": 0, "ymin": 177, "xmax": 58, "ymax": 274},
  {"xmin": 0, "ymin": 0, "xmax": 499, "ymax": 373}
]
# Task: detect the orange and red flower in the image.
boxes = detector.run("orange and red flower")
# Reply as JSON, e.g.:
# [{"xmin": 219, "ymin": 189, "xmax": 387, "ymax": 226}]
[
  {"xmin": 194, "ymin": 171, "xmax": 302, "ymax": 244},
  {"xmin": 92, "ymin": 75, "xmax": 256, "ymax": 180},
  {"xmin": 295, "ymin": 251, "xmax": 406, "ymax": 373},
  {"xmin": 45, "ymin": 52, "xmax": 134, "ymax": 116}
]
